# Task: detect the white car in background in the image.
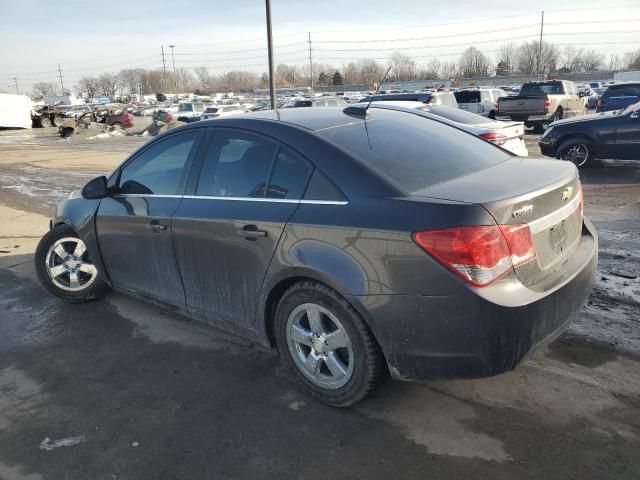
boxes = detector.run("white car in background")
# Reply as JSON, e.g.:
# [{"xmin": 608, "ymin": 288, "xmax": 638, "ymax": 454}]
[
  {"xmin": 201, "ymin": 104, "xmax": 246, "ymax": 120},
  {"xmin": 365, "ymin": 101, "xmax": 528, "ymax": 156},
  {"xmin": 454, "ymin": 88, "xmax": 507, "ymax": 119}
]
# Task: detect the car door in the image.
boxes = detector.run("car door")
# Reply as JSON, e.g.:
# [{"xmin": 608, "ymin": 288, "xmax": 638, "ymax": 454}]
[
  {"xmin": 172, "ymin": 129, "xmax": 314, "ymax": 327},
  {"xmin": 615, "ymin": 108, "xmax": 640, "ymax": 160},
  {"xmin": 96, "ymin": 130, "xmax": 201, "ymax": 307}
]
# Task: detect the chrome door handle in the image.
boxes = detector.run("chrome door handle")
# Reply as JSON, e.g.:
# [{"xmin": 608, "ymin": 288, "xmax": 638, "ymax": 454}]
[
  {"xmin": 150, "ymin": 220, "xmax": 167, "ymax": 232},
  {"xmin": 240, "ymin": 225, "xmax": 268, "ymax": 238}
]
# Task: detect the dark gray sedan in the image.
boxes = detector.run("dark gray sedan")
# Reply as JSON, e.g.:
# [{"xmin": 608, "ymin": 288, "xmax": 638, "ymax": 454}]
[{"xmin": 35, "ymin": 106, "xmax": 597, "ymax": 406}]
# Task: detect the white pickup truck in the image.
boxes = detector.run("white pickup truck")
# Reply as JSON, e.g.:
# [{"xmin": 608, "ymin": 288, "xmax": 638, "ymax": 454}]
[{"xmin": 496, "ymin": 80, "xmax": 587, "ymax": 132}]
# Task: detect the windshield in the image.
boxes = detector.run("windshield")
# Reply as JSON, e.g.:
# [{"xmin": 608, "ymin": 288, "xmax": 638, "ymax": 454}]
[
  {"xmin": 178, "ymin": 104, "xmax": 193, "ymax": 111},
  {"xmin": 205, "ymin": 107, "xmax": 219, "ymax": 113},
  {"xmin": 519, "ymin": 81, "xmax": 563, "ymax": 96},
  {"xmin": 453, "ymin": 91, "xmax": 481, "ymax": 103}
]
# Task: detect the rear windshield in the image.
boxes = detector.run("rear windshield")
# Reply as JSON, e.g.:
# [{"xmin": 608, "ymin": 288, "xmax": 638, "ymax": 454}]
[
  {"xmin": 602, "ymin": 84, "xmax": 640, "ymax": 98},
  {"xmin": 318, "ymin": 109, "xmax": 510, "ymax": 194},
  {"xmin": 178, "ymin": 104, "xmax": 193, "ymax": 111},
  {"xmin": 454, "ymin": 91, "xmax": 481, "ymax": 103},
  {"xmin": 519, "ymin": 81, "xmax": 564, "ymax": 96},
  {"xmin": 419, "ymin": 105, "xmax": 489, "ymax": 124}
]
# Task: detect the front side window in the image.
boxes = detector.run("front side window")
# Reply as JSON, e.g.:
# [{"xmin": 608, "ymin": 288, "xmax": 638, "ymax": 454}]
[
  {"xmin": 196, "ymin": 131, "xmax": 277, "ymax": 198},
  {"xmin": 119, "ymin": 132, "xmax": 197, "ymax": 195}
]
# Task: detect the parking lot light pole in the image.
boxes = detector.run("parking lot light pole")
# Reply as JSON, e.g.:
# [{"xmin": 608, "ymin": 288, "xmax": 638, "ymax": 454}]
[
  {"xmin": 169, "ymin": 45, "xmax": 176, "ymax": 92},
  {"xmin": 265, "ymin": 0, "xmax": 276, "ymax": 110}
]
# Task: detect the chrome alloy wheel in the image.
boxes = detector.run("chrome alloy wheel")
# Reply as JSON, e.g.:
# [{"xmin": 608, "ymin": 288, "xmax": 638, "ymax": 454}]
[
  {"xmin": 45, "ymin": 237, "xmax": 97, "ymax": 292},
  {"xmin": 286, "ymin": 303, "xmax": 354, "ymax": 390},
  {"xmin": 560, "ymin": 143, "xmax": 590, "ymax": 167}
]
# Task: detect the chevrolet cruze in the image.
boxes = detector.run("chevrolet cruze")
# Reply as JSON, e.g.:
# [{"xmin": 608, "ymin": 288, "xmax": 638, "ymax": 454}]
[{"xmin": 36, "ymin": 106, "xmax": 597, "ymax": 406}]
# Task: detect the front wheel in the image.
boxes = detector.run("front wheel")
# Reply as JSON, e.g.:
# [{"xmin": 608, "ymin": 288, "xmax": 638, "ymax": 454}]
[
  {"xmin": 39, "ymin": 116, "xmax": 51, "ymax": 128},
  {"xmin": 275, "ymin": 281, "xmax": 385, "ymax": 407},
  {"xmin": 35, "ymin": 225, "xmax": 108, "ymax": 302},
  {"xmin": 556, "ymin": 138, "xmax": 593, "ymax": 168},
  {"xmin": 53, "ymin": 115, "xmax": 64, "ymax": 127}
]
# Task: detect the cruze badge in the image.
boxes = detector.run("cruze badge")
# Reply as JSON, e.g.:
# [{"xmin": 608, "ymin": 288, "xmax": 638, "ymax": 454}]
[
  {"xmin": 562, "ymin": 186, "xmax": 574, "ymax": 202},
  {"xmin": 512, "ymin": 205, "xmax": 534, "ymax": 218}
]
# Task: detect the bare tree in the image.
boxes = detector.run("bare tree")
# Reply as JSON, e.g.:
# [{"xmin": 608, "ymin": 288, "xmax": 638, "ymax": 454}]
[
  {"xmin": 275, "ymin": 64, "xmax": 298, "ymax": 87},
  {"xmin": 76, "ymin": 77, "xmax": 99, "ymax": 98},
  {"xmin": 355, "ymin": 58, "xmax": 384, "ymax": 86},
  {"xmin": 458, "ymin": 47, "xmax": 490, "ymax": 78},
  {"xmin": 496, "ymin": 42, "xmax": 517, "ymax": 75},
  {"xmin": 516, "ymin": 40, "xmax": 559, "ymax": 75},
  {"xmin": 342, "ymin": 61, "xmax": 360, "ymax": 84},
  {"xmin": 117, "ymin": 69, "xmax": 142, "ymax": 95},
  {"xmin": 440, "ymin": 61, "xmax": 458, "ymax": 80},
  {"xmin": 32, "ymin": 82, "xmax": 57, "ymax": 97},
  {"xmin": 193, "ymin": 66, "xmax": 211, "ymax": 91},
  {"xmin": 418, "ymin": 58, "xmax": 441, "ymax": 79},
  {"xmin": 579, "ymin": 49, "xmax": 603, "ymax": 72},
  {"xmin": 608, "ymin": 54, "xmax": 622, "ymax": 71},
  {"xmin": 389, "ymin": 52, "xmax": 416, "ymax": 81},
  {"xmin": 98, "ymin": 73, "xmax": 118, "ymax": 98},
  {"xmin": 626, "ymin": 49, "xmax": 640, "ymax": 69}
]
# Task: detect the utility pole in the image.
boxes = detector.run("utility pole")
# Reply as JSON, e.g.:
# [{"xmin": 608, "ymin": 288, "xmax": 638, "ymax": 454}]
[
  {"xmin": 535, "ymin": 11, "xmax": 545, "ymax": 81},
  {"xmin": 57, "ymin": 64, "xmax": 65, "ymax": 95},
  {"xmin": 308, "ymin": 32, "xmax": 314, "ymax": 95},
  {"xmin": 265, "ymin": 0, "xmax": 276, "ymax": 109},
  {"xmin": 161, "ymin": 46, "xmax": 167, "ymax": 92},
  {"xmin": 12, "ymin": 77, "xmax": 19, "ymax": 94},
  {"xmin": 169, "ymin": 44, "xmax": 176, "ymax": 91}
]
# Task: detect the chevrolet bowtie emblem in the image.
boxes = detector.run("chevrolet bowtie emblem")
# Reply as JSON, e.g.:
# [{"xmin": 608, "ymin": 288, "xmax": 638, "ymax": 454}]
[{"xmin": 562, "ymin": 186, "xmax": 574, "ymax": 202}]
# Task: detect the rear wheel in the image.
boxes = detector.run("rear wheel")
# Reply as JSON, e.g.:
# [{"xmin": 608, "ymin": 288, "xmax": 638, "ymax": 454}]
[
  {"xmin": 53, "ymin": 115, "xmax": 64, "ymax": 127},
  {"xmin": 39, "ymin": 116, "xmax": 51, "ymax": 128},
  {"xmin": 35, "ymin": 225, "xmax": 108, "ymax": 302},
  {"xmin": 111, "ymin": 122, "xmax": 124, "ymax": 130},
  {"xmin": 488, "ymin": 110, "xmax": 496, "ymax": 120},
  {"xmin": 556, "ymin": 138, "xmax": 593, "ymax": 168},
  {"xmin": 275, "ymin": 281, "xmax": 384, "ymax": 407}
]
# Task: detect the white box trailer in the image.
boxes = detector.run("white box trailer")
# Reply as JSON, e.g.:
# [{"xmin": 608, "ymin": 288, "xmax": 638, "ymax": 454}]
[{"xmin": 0, "ymin": 93, "xmax": 32, "ymax": 129}]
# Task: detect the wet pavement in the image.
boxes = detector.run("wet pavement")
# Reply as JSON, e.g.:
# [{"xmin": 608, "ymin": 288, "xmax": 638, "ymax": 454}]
[{"xmin": 0, "ymin": 125, "xmax": 639, "ymax": 479}]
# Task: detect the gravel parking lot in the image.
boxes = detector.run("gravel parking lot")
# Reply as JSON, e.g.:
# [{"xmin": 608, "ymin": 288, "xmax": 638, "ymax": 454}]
[{"xmin": 1, "ymin": 122, "xmax": 639, "ymax": 479}]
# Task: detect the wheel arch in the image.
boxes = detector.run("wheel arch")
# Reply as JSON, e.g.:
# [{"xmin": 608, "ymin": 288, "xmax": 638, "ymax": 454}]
[
  {"xmin": 257, "ymin": 269, "xmax": 379, "ymax": 352},
  {"xmin": 556, "ymin": 132, "xmax": 595, "ymax": 150}
]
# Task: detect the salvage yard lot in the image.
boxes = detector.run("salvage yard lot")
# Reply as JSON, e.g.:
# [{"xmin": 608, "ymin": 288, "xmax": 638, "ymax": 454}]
[{"xmin": 0, "ymin": 125, "xmax": 639, "ymax": 479}]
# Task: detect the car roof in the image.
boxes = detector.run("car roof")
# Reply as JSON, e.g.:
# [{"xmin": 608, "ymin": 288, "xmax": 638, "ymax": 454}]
[{"xmin": 221, "ymin": 107, "xmax": 370, "ymax": 131}]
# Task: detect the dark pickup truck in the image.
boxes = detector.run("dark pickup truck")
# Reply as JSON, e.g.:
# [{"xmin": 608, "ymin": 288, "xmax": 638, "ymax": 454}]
[{"xmin": 496, "ymin": 80, "xmax": 587, "ymax": 132}]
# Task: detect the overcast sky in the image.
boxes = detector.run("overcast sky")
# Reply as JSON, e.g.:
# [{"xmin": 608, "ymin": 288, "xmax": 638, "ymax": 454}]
[{"xmin": 0, "ymin": 0, "xmax": 638, "ymax": 93}]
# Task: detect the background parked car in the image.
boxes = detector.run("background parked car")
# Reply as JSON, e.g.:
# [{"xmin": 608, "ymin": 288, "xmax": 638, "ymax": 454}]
[
  {"xmin": 201, "ymin": 105, "xmax": 246, "ymax": 120},
  {"xmin": 365, "ymin": 101, "xmax": 528, "ymax": 156},
  {"xmin": 359, "ymin": 91, "xmax": 458, "ymax": 108},
  {"xmin": 453, "ymin": 88, "xmax": 507, "ymax": 118},
  {"xmin": 596, "ymin": 82, "xmax": 640, "ymax": 112},
  {"xmin": 175, "ymin": 102, "xmax": 206, "ymax": 122},
  {"xmin": 291, "ymin": 98, "xmax": 349, "ymax": 107},
  {"xmin": 539, "ymin": 101, "xmax": 640, "ymax": 167}
]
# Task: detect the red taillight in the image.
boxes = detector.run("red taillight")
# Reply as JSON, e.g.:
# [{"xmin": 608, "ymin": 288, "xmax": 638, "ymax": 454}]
[
  {"xmin": 544, "ymin": 98, "xmax": 551, "ymax": 112},
  {"xmin": 479, "ymin": 132, "xmax": 507, "ymax": 146},
  {"xmin": 166, "ymin": 113, "xmax": 173, "ymax": 121},
  {"xmin": 596, "ymin": 99, "xmax": 602, "ymax": 111},
  {"xmin": 412, "ymin": 225, "xmax": 536, "ymax": 287}
]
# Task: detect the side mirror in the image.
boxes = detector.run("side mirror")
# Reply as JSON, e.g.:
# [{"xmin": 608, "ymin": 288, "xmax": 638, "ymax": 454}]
[
  {"xmin": 631, "ymin": 111, "xmax": 639, "ymax": 122},
  {"xmin": 81, "ymin": 175, "xmax": 108, "ymax": 199}
]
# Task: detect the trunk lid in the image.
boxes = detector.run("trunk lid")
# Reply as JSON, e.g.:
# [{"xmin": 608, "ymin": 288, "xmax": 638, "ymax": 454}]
[{"xmin": 414, "ymin": 158, "xmax": 582, "ymax": 286}]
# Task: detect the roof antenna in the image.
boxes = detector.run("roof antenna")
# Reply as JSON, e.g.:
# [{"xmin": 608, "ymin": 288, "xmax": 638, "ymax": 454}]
[
  {"xmin": 344, "ymin": 65, "xmax": 392, "ymax": 118},
  {"xmin": 367, "ymin": 65, "xmax": 392, "ymax": 111}
]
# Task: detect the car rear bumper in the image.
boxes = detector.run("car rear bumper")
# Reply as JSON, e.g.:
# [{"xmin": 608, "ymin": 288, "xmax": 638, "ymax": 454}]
[
  {"xmin": 496, "ymin": 113, "xmax": 551, "ymax": 122},
  {"xmin": 350, "ymin": 218, "xmax": 598, "ymax": 381}
]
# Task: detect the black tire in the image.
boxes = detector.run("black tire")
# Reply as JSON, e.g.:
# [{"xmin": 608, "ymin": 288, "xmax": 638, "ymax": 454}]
[
  {"xmin": 53, "ymin": 115, "xmax": 64, "ymax": 127},
  {"xmin": 35, "ymin": 224, "xmax": 109, "ymax": 303},
  {"xmin": 39, "ymin": 116, "xmax": 51, "ymax": 128},
  {"xmin": 274, "ymin": 281, "xmax": 385, "ymax": 407},
  {"xmin": 111, "ymin": 122, "xmax": 124, "ymax": 130},
  {"xmin": 488, "ymin": 110, "xmax": 496, "ymax": 120},
  {"xmin": 533, "ymin": 123, "xmax": 544, "ymax": 133},
  {"xmin": 556, "ymin": 138, "xmax": 593, "ymax": 168}
]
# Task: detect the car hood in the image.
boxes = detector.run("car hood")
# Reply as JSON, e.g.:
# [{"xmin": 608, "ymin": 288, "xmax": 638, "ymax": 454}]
[{"xmin": 550, "ymin": 111, "xmax": 617, "ymax": 127}]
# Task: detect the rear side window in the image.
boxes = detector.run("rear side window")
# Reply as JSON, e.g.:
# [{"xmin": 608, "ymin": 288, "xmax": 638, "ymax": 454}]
[
  {"xmin": 319, "ymin": 109, "xmax": 510, "ymax": 194},
  {"xmin": 266, "ymin": 147, "xmax": 313, "ymax": 199},
  {"xmin": 602, "ymin": 85, "xmax": 640, "ymax": 98},
  {"xmin": 303, "ymin": 170, "xmax": 347, "ymax": 202},
  {"xmin": 454, "ymin": 91, "xmax": 480, "ymax": 103},
  {"xmin": 196, "ymin": 131, "xmax": 277, "ymax": 198}
]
